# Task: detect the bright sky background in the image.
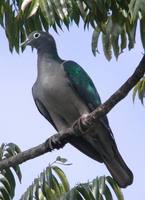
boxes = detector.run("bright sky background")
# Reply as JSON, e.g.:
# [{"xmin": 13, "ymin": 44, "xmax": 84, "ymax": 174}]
[{"xmin": 0, "ymin": 23, "xmax": 145, "ymax": 200}]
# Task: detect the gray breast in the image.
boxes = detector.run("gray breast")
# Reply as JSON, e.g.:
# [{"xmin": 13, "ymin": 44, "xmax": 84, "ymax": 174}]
[{"xmin": 32, "ymin": 59, "xmax": 89, "ymax": 130}]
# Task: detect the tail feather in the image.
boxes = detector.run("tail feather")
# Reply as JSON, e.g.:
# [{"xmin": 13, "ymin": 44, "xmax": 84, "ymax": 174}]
[
  {"xmin": 103, "ymin": 151, "xmax": 133, "ymax": 188},
  {"xmin": 97, "ymin": 120, "xmax": 133, "ymax": 188},
  {"xmin": 70, "ymin": 120, "xmax": 133, "ymax": 188}
]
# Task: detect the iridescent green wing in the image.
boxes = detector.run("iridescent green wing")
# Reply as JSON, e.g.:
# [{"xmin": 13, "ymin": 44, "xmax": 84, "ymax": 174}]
[
  {"xmin": 63, "ymin": 60, "xmax": 101, "ymax": 110},
  {"xmin": 63, "ymin": 60, "xmax": 113, "ymax": 135}
]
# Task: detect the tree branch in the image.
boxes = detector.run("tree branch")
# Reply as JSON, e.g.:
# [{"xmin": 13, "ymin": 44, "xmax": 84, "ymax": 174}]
[{"xmin": 0, "ymin": 55, "xmax": 145, "ymax": 171}]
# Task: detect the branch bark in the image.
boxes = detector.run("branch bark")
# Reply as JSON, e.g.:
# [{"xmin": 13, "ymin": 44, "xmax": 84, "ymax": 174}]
[{"xmin": 0, "ymin": 55, "xmax": 145, "ymax": 171}]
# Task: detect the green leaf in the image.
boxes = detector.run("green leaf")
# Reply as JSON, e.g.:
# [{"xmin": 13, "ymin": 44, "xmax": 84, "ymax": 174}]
[
  {"xmin": 126, "ymin": 19, "xmax": 137, "ymax": 50},
  {"xmin": 12, "ymin": 165, "xmax": 22, "ymax": 183},
  {"xmin": 95, "ymin": 0, "xmax": 107, "ymax": 16},
  {"xmin": 111, "ymin": 34, "xmax": 119, "ymax": 59},
  {"xmin": 140, "ymin": 15, "xmax": 145, "ymax": 50},
  {"xmin": 34, "ymin": 178, "xmax": 40, "ymax": 199},
  {"xmin": 1, "ymin": 168, "xmax": 16, "ymax": 198},
  {"xmin": 52, "ymin": 166, "xmax": 70, "ymax": 192},
  {"xmin": 72, "ymin": 2, "xmax": 80, "ymax": 26},
  {"xmin": 76, "ymin": 1, "xmax": 86, "ymax": 19},
  {"xmin": 132, "ymin": 81, "xmax": 139, "ymax": 102},
  {"xmin": 99, "ymin": 176, "xmax": 105, "ymax": 195},
  {"xmin": 0, "ymin": 178, "xmax": 11, "ymax": 198},
  {"xmin": 0, "ymin": 143, "xmax": 22, "ymax": 199},
  {"xmin": 0, "ymin": 187, "xmax": 11, "ymax": 200},
  {"xmin": 111, "ymin": 12, "xmax": 126, "ymax": 58},
  {"xmin": 29, "ymin": 184, "xmax": 34, "ymax": 200},
  {"xmin": 3, "ymin": 2, "xmax": 16, "ymax": 52},
  {"xmin": 44, "ymin": 186, "xmax": 57, "ymax": 200},
  {"xmin": 92, "ymin": 177, "xmax": 100, "ymax": 199},
  {"xmin": 39, "ymin": 0, "xmax": 52, "ymax": 25},
  {"xmin": 65, "ymin": 188, "xmax": 83, "ymax": 200},
  {"xmin": 27, "ymin": 0, "xmax": 39, "ymax": 17},
  {"xmin": 106, "ymin": 176, "xmax": 124, "ymax": 200},
  {"xmin": 45, "ymin": 166, "xmax": 53, "ymax": 188},
  {"xmin": 56, "ymin": 156, "xmax": 68, "ymax": 164},
  {"xmin": 133, "ymin": 77, "xmax": 145, "ymax": 104},
  {"xmin": 39, "ymin": 12, "xmax": 49, "ymax": 31},
  {"xmin": 92, "ymin": 27, "xmax": 101, "ymax": 56},
  {"xmin": 136, "ymin": 79, "xmax": 143, "ymax": 103},
  {"xmin": 104, "ymin": 185, "xmax": 113, "ymax": 200},
  {"xmin": 53, "ymin": 0, "xmax": 67, "ymax": 21},
  {"xmin": 120, "ymin": 29, "xmax": 127, "ymax": 52},
  {"xmin": 76, "ymin": 185, "xmax": 95, "ymax": 200},
  {"xmin": 129, "ymin": 0, "xmax": 145, "ymax": 21},
  {"xmin": 138, "ymin": 78, "xmax": 145, "ymax": 104},
  {"xmin": 0, "ymin": 144, "xmax": 5, "ymax": 160},
  {"xmin": 50, "ymin": 175, "xmax": 62, "ymax": 197},
  {"xmin": 0, "ymin": 4, "xmax": 4, "ymax": 27},
  {"xmin": 102, "ymin": 33, "xmax": 112, "ymax": 61}
]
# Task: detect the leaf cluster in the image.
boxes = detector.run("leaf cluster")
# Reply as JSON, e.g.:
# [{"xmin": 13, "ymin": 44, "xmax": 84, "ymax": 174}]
[
  {"xmin": 20, "ymin": 166, "xmax": 124, "ymax": 200},
  {"xmin": 0, "ymin": 146, "xmax": 124, "ymax": 200},
  {"xmin": 0, "ymin": 143, "xmax": 21, "ymax": 200},
  {"xmin": 20, "ymin": 160, "xmax": 70, "ymax": 200},
  {"xmin": 0, "ymin": 0, "xmax": 145, "ymax": 59},
  {"xmin": 65, "ymin": 176, "xmax": 124, "ymax": 200},
  {"xmin": 133, "ymin": 76, "xmax": 145, "ymax": 104}
]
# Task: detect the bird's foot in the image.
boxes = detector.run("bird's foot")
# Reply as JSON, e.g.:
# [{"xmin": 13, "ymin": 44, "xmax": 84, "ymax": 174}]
[
  {"xmin": 73, "ymin": 114, "xmax": 89, "ymax": 135},
  {"xmin": 45, "ymin": 134, "xmax": 64, "ymax": 150}
]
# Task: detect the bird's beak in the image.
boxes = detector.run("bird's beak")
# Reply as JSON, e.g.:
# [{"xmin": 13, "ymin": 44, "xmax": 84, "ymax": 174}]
[{"xmin": 20, "ymin": 38, "xmax": 30, "ymax": 47}]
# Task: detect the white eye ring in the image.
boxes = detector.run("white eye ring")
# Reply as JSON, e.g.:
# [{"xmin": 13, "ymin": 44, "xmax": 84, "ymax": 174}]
[{"xmin": 34, "ymin": 33, "xmax": 40, "ymax": 39}]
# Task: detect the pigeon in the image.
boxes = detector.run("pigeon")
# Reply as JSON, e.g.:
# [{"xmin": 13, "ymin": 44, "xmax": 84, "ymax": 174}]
[{"xmin": 22, "ymin": 31, "xmax": 133, "ymax": 188}]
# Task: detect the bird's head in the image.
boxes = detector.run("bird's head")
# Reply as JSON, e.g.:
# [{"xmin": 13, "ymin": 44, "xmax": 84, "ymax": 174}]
[{"xmin": 21, "ymin": 31, "xmax": 57, "ymax": 54}]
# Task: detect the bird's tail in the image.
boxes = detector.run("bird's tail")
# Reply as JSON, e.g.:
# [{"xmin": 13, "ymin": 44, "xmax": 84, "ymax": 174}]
[{"xmin": 103, "ymin": 149, "xmax": 133, "ymax": 188}]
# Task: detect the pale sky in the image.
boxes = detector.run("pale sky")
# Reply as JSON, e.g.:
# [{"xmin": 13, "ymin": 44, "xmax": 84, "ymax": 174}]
[{"xmin": 0, "ymin": 24, "xmax": 145, "ymax": 199}]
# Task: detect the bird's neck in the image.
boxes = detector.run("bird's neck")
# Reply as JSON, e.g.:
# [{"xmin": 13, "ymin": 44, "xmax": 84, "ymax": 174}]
[
  {"xmin": 38, "ymin": 50, "xmax": 61, "ymax": 60},
  {"xmin": 37, "ymin": 51, "xmax": 62, "ymax": 77}
]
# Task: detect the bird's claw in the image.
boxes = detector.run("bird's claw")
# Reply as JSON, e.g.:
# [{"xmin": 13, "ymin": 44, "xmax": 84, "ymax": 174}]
[
  {"xmin": 45, "ymin": 134, "xmax": 64, "ymax": 150},
  {"xmin": 73, "ymin": 114, "xmax": 89, "ymax": 135}
]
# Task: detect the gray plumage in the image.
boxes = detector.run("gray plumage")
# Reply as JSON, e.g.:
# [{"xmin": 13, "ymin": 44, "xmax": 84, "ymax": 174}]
[{"xmin": 23, "ymin": 31, "xmax": 133, "ymax": 188}]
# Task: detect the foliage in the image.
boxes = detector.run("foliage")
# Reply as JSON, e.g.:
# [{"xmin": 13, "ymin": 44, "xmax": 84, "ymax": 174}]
[
  {"xmin": 0, "ymin": 0, "xmax": 145, "ymax": 60},
  {"xmin": 0, "ymin": 143, "xmax": 21, "ymax": 200},
  {"xmin": 133, "ymin": 76, "xmax": 145, "ymax": 104},
  {"xmin": 20, "ymin": 157, "xmax": 124, "ymax": 200},
  {"xmin": 1, "ymin": 0, "xmax": 145, "ymax": 103},
  {"xmin": 20, "ymin": 156, "xmax": 70, "ymax": 200},
  {"xmin": 0, "ymin": 1, "xmax": 139, "ymax": 198},
  {"xmin": 0, "ymin": 150, "xmax": 124, "ymax": 200},
  {"xmin": 65, "ymin": 176, "xmax": 124, "ymax": 200}
]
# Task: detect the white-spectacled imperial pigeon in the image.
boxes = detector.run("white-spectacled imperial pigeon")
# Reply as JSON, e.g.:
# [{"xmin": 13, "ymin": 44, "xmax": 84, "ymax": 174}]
[{"xmin": 22, "ymin": 31, "xmax": 133, "ymax": 188}]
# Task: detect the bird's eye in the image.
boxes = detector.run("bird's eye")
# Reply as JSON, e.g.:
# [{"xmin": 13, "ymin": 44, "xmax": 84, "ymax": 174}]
[{"xmin": 33, "ymin": 33, "xmax": 40, "ymax": 39}]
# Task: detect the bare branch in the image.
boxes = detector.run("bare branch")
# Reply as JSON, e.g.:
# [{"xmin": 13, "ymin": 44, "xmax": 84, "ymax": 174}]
[{"xmin": 0, "ymin": 55, "xmax": 145, "ymax": 171}]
